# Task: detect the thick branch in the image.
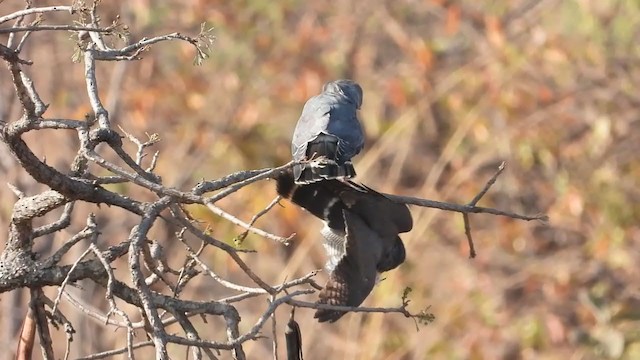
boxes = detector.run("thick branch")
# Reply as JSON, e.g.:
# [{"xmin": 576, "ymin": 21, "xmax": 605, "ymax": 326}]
[
  {"xmin": 2, "ymin": 121, "xmax": 145, "ymax": 215},
  {"xmin": 127, "ymin": 199, "xmax": 173, "ymax": 359}
]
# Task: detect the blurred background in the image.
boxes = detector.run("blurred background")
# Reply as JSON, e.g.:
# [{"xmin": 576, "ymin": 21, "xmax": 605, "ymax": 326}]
[{"xmin": 1, "ymin": 0, "xmax": 639, "ymax": 359}]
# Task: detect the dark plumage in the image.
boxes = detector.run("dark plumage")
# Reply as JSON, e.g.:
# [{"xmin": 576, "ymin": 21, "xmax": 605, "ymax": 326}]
[
  {"xmin": 291, "ymin": 79, "xmax": 365, "ymax": 184},
  {"xmin": 314, "ymin": 211, "xmax": 380, "ymax": 322},
  {"xmin": 285, "ymin": 311, "xmax": 303, "ymax": 360},
  {"xmin": 275, "ymin": 170, "xmax": 413, "ymax": 322}
]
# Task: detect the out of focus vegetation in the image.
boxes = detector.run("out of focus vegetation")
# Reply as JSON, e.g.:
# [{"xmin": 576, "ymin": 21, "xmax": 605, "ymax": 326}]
[{"xmin": 1, "ymin": 0, "xmax": 639, "ymax": 359}]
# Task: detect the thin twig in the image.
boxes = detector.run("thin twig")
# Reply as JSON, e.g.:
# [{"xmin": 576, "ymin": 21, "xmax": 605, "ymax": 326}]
[
  {"xmin": 469, "ymin": 161, "xmax": 506, "ymax": 206},
  {"xmin": 463, "ymin": 161, "xmax": 505, "ymax": 258},
  {"xmin": 183, "ymin": 244, "xmax": 267, "ymax": 294},
  {"xmin": 172, "ymin": 210, "xmax": 276, "ymax": 293},
  {"xmin": 43, "ymin": 213, "xmax": 96, "ymax": 267},
  {"xmin": 163, "ymin": 290, "xmax": 314, "ymax": 350},
  {"xmin": 6, "ymin": 2, "xmax": 30, "ymax": 49},
  {"xmin": 463, "ymin": 213, "xmax": 476, "ymax": 258},
  {"xmin": 235, "ymin": 195, "xmax": 283, "ymax": 244},
  {"xmin": 172, "ymin": 311, "xmax": 205, "ymax": 360},
  {"xmin": 0, "ymin": 25, "xmax": 114, "ymax": 34},
  {"xmin": 83, "ymin": 47, "xmax": 110, "ymax": 128},
  {"xmin": 62, "ymin": 291, "xmax": 138, "ymax": 328},
  {"xmin": 89, "ymin": 242, "xmax": 135, "ymax": 359},
  {"xmin": 271, "ymin": 295, "xmax": 279, "ymax": 360},
  {"xmin": 384, "ymin": 192, "xmax": 547, "ymax": 221},
  {"xmin": 76, "ymin": 341, "xmax": 155, "ymax": 360},
  {"xmin": 206, "ymin": 203, "xmax": 294, "ymax": 245},
  {"xmin": 51, "ymin": 246, "xmax": 93, "ymax": 315}
]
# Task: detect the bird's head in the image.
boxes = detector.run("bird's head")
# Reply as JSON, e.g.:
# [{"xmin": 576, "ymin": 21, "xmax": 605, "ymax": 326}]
[{"xmin": 322, "ymin": 79, "xmax": 363, "ymax": 109}]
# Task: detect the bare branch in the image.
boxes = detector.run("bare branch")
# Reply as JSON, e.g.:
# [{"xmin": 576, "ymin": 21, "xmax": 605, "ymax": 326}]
[
  {"xmin": 13, "ymin": 13, "xmax": 41, "ymax": 53},
  {"xmin": 41, "ymin": 212, "xmax": 94, "ymax": 267},
  {"xmin": 469, "ymin": 161, "xmax": 506, "ymax": 206},
  {"xmin": 384, "ymin": 192, "xmax": 547, "ymax": 221},
  {"xmin": 271, "ymin": 295, "xmax": 279, "ymax": 360},
  {"xmin": 235, "ymin": 195, "xmax": 283, "ymax": 245},
  {"xmin": 83, "ymin": 47, "xmax": 109, "ymax": 128},
  {"xmin": 171, "ymin": 311, "xmax": 219, "ymax": 360},
  {"xmin": 33, "ymin": 202, "xmax": 75, "ymax": 238},
  {"xmin": 89, "ymin": 242, "xmax": 135, "ymax": 358},
  {"xmin": 0, "ymin": 6, "xmax": 74, "ymax": 25},
  {"xmin": 127, "ymin": 199, "xmax": 173, "ymax": 359},
  {"xmin": 183, "ymin": 243, "xmax": 266, "ymax": 294},
  {"xmin": 30, "ymin": 288, "xmax": 55, "ymax": 360},
  {"xmin": 51, "ymin": 246, "xmax": 93, "ymax": 315},
  {"xmin": 463, "ymin": 161, "xmax": 505, "ymax": 258},
  {"xmin": 6, "ymin": 1, "xmax": 31, "ymax": 49},
  {"xmin": 205, "ymin": 203, "xmax": 294, "ymax": 245},
  {"xmin": 0, "ymin": 24, "xmax": 114, "ymax": 34},
  {"xmin": 171, "ymin": 208, "xmax": 277, "ymax": 293},
  {"xmin": 76, "ymin": 341, "xmax": 155, "ymax": 360},
  {"xmin": 384, "ymin": 161, "xmax": 546, "ymax": 258},
  {"xmin": 463, "ymin": 213, "xmax": 476, "ymax": 258},
  {"xmin": 206, "ymin": 161, "xmax": 295, "ymax": 203}
]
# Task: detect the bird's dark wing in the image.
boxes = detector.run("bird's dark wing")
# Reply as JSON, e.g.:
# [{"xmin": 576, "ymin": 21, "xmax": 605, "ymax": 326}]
[
  {"xmin": 323, "ymin": 79, "xmax": 365, "ymax": 161},
  {"xmin": 325, "ymin": 181, "xmax": 413, "ymax": 236},
  {"xmin": 318, "ymin": 181, "xmax": 410, "ymax": 273},
  {"xmin": 315, "ymin": 210, "xmax": 380, "ymax": 323},
  {"xmin": 275, "ymin": 169, "xmax": 412, "ymax": 236},
  {"xmin": 324, "ymin": 102, "xmax": 364, "ymax": 163},
  {"xmin": 275, "ymin": 170, "xmax": 365, "ymax": 230},
  {"xmin": 377, "ymin": 236, "xmax": 406, "ymax": 272}
]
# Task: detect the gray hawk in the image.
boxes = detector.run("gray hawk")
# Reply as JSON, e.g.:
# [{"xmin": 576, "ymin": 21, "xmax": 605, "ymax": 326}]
[{"xmin": 291, "ymin": 79, "xmax": 365, "ymax": 184}]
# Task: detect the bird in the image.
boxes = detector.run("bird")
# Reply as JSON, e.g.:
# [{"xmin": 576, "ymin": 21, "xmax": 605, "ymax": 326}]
[
  {"xmin": 275, "ymin": 170, "xmax": 413, "ymax": 322},
  {"xmin": 291, "ymin": 79, "xmax": 365, "ymax": 184}
]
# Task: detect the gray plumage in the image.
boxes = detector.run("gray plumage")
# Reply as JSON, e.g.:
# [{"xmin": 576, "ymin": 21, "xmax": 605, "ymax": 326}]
[{"xmin": 291, "ymin": 79, "xmax": 365, "ymax": 184}]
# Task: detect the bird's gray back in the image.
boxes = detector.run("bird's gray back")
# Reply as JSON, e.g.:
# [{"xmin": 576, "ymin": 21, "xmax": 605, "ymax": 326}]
[
  {"xmin": 291, "ymin": 94, "xmax": 331, "ymax": 159},
  {"xmin": 291, "ymin": 89, "xmax": 364, "ymax": 163}
]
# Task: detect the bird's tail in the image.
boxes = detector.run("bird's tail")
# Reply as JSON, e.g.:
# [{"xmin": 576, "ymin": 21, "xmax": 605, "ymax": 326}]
[
  {"xmin": 294, "ymin": 134, "xmax": 356, "ymax": 184},
  {"xmin": 295, "ymin": 160, "xmax": 356, "ymax": 184}
]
